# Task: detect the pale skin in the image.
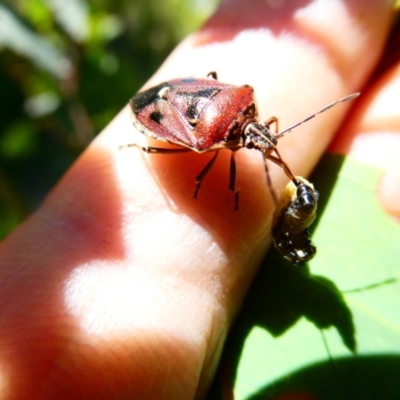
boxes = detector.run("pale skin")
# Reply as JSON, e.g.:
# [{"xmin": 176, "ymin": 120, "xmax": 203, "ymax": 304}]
[{"xmin": 0, "ymin": 0, "xmax": 398, "ymax": 398}]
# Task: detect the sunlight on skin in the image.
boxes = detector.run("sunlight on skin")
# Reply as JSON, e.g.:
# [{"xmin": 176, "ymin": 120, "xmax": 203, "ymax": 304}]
[
  {"xmin": 295, "ymin": 0, "xmax": 367, "ymax": 65},
  {"xmin": 330, "ymin": 64, "xmax": 400, "ymax": 220},
  {"xmin": 63, "ymin": 216, "xmax": 228, "ymax": 339},
  {"xmin": 350, "ymin": 133, "xmax": 400, "ymax": 170}
]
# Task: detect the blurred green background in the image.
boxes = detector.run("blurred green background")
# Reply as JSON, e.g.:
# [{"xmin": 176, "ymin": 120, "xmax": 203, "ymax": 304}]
[{"xmin": 0, "ymin": 0, "xmax": 218, "ymax": 238}]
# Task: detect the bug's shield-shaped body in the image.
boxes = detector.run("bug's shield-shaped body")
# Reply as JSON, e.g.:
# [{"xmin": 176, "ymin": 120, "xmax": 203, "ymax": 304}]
[
  {"xmin": 272, "ymin": 177, "xmax": 319, "ymax": 265},
  {"xmin": 130, "ymin": 78, "xmax": 258, "ymax": 152},
  {"xmin": 129, "ymin": 73, "xmax": 304, "ymax": 211}
]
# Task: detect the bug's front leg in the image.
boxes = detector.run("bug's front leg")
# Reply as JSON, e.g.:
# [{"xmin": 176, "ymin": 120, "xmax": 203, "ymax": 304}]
[
  {"xmin": 266, "ymin": 148, "xmax": 299, "ymax": 187},
  {"xmin": 263, "ymin": 116, "xmax": 279, "ymax": 133}
]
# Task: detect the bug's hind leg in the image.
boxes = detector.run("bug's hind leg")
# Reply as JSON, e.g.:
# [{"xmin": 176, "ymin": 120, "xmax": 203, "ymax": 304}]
[
  {"xmin": 194, "ymin": 151, "xmax": 220, "ymax": 200},
  {"xmin": 229, "ymin": 151, "xmax": 240, "ymax": 210}
]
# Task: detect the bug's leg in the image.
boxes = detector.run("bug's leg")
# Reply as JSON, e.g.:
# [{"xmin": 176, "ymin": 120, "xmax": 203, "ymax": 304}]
[
  {"xmin": 264, "ymin": 116, "xmax": 279, "ymax": 133},
  {"xmin": 207, "ymin": 71, "xmax": 218, "ymax": 80},
  {"xmin": 261, "ymin": 153, "xmax": 278, "ymax": 206},
  {"xmin": 265, "ymin": 147, "xmax": 299, "ymax": 186},
  {"xmin": 229, "ymin": 150, "xmax": 240, "ymax": 210},
  {"xmin": 262, "ymin": 115, "xmax": 289, "ymax": 192},
  {"xmin": 194, "ymin": 150, "xmax": 220, "ymax": 199},
  {"xmin": 120, "ymin": 143, "xmax": 191, "ymax": 154}
]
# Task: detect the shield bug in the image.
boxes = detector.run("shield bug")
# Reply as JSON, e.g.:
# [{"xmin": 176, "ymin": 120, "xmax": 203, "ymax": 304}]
[
  {"xmin": 127, "ymin": 71, "xmax": 358, "ymax": 210},
  {"xmin": 126, "ymin": 72, "xmax": 359, "ymax": 210},
  {"xmin": 272, "ymin": 177, "xmax": 319, "ymax": 265}
]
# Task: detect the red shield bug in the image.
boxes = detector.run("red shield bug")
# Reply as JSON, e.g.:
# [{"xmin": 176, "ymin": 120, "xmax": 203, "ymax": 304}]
[
  {"xmin": 126, "ymin": 72, "xmax": 358, "ymax": 211},
  {"xmin": 272, "ymin": 177, "xmax": 319, "ymax": 265}
]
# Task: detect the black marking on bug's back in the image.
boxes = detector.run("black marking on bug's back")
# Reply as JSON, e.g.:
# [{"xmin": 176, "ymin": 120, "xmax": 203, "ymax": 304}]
[
  {"xmin": 177, "ymin": 88, "xmax": 220, "ymax": 103},
  {"xmin": 131, "ymin": 82, "xmax": 170, "ymax": 113},
  {"xmin": 186, "ymin": 103, "xmax": 199, "ymax": 126},
  {"xmin": 179, "ymin": 88, "xmax": 221, "ymax": 125},
  {"xmin": 149, "ymin": 111, "xmax": 164, "ymax": 124},
  {"xmin": 193, "ymin": 88, "xmax": 220, "ymax": 99}
]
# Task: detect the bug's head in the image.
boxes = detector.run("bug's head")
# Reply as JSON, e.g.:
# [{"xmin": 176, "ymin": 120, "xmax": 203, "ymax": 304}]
[{"xmin": 243, "ymin": 122, "xmax": 278, "ymax": 151}]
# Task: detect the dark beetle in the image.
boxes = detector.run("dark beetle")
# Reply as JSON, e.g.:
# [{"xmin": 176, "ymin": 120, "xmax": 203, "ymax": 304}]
[{"xmin": 272, "ymin": 177, "xmax": 319, "ymax": 265}]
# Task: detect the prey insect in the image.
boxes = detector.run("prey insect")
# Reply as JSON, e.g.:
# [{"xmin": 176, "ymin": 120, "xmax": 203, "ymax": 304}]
[
  {"xmin": 126, "ymin": 71, "xmax": 358, "ymax": 210},
  {"xmin": 272, "ymin": 177, "xmax": 319, "ymax": 265}
]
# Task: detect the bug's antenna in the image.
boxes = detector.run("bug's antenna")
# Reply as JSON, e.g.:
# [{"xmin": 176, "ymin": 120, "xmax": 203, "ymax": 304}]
[{"xmin": 275, "ymin": 93, "xmax": 360, "ymax": 139}]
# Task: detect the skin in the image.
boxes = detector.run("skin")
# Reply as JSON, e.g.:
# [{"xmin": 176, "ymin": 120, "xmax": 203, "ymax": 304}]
[{"xmin": 0, "ymin": 0, "xmax": 397, "ymax": 398}]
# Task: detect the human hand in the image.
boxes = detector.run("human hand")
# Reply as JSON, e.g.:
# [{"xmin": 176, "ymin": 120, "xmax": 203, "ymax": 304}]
[{"xmin": 0, "ymin": 1, "xmax": 396, "ymax": 398}]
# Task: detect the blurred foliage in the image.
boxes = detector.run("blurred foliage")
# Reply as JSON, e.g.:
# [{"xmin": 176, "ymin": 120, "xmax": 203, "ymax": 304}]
[{"xmin": 0, "ymin": 0, "xmax": 218, "ymax": 238}]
